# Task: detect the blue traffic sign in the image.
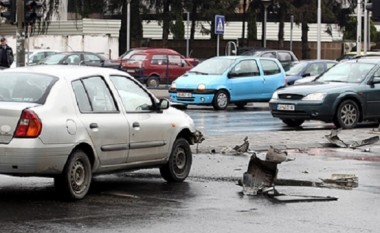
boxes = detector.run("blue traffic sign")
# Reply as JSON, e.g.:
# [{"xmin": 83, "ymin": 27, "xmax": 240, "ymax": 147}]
[{"xmin": 215, "ymin": 15, "xmax": 225, "ymax": 35}]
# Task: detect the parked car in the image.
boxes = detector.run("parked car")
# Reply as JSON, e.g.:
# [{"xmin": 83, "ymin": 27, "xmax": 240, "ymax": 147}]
[
  {"xmin": 240, "ymin": 48, "xmax": 299, "ymax": 71},
  {"xmin": 336, "ymin": 51, "xmax": 380, "ymax": 62},
  {"xmin": 169, "ymin": 56, "xmax": 286, "ymax": 110},
  {"xmin": 121, "ymin": 48, "xmax": 196, "ymax": 88},
  {"xmin": 115, "ymin": 47, "xmax": 200, "ymax": 67},
  {"xmin": 10, "ymin": 49, "xmax": 60, "ymax": 68},
  {"xmin": 269, "ymin": 58, "xmax": 380, "ymax": 129},
  {"xmin": 285, "ymin": 59, "xmax": 337, "ymax": 85},
  {"xmin": 38, "ymin": 51, "xmax": 121, "ymax": 69},
  {"xmin": 0, "ymin": 65, "xmax": 203, "ymax": 200}
]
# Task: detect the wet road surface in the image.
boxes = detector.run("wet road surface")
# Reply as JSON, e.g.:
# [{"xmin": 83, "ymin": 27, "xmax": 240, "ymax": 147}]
[{"xmin": 1, "ymin": 108, "xmax": 380, "ymax": 232}]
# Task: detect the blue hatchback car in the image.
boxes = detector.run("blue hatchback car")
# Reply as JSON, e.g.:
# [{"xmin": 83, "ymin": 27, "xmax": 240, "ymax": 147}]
[{"xmin": 169, "ymin": 56, "xmax": 286, "ymax": 110}]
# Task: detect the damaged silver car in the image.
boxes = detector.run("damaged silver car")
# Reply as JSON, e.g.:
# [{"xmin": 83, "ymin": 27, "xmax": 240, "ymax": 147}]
[{"xmin": 0, "ymin": 65, "xmax": 203, "ymax": 200}]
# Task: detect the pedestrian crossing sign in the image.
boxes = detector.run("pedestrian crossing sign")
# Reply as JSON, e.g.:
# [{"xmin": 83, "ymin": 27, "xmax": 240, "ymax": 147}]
[{"xmin": 215, "ymin": 15, "xmax": 225, "ymax": 35}]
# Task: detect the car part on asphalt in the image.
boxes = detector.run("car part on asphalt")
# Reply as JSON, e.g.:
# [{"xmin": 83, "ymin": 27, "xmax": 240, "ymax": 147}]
[
  {"xmin": 325, "ymin": 128, "xmax": 379, "ymax": 148},
  {"xmin": 320, "ymin": 174, "xmax": 358, "ymax": 189},
  {"xmin": 233, "ymin": 136, "xmax": 250, "ymax": 153}
]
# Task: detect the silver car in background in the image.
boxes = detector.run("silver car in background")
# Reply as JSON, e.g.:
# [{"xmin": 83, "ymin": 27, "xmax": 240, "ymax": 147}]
[{"xmin": 0, "ymin": 65, "xmax": 203, "ymax": 200}]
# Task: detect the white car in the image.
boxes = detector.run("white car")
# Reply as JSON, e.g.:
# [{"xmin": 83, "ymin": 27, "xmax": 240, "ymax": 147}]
[
  {"xmin": 11, "ymin": 49, "xmax": 59, "ymax": 68},
  {"xmin": 0, "ymin": 65, "xmax": 203, "ymax": 200}
]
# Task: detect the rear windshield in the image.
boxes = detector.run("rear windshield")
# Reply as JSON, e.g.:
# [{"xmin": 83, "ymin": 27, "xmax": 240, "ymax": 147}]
[{"xmin": 0, "ymin": 72, "xmax": 57, "ymax": 103}]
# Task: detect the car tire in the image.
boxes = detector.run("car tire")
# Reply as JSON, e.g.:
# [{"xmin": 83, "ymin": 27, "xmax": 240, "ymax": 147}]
[
  {"xmin": 146, "ymin": 76, "xmax": 160, "ymax": 88},
  {"xmin": 55, "ymin": 150, "xmax": 92, "ymax": 200},
  {"xmin": 334, "ymin": 100, "xmax": 359, "ymax": 129},
  {"xmin": 213, "ymin": 90, "xmax": 229, "ymax": 110},
  {"xmin": 160, "ymin": 138, "xmax": 192, "ymax": 182},
  {"xmin": 235, "ymin": 102, "xmax": 247, "ymax": 109},
  {"xmin": 281, "ymin": 118, "xmax": 305, "ymax": 127}
]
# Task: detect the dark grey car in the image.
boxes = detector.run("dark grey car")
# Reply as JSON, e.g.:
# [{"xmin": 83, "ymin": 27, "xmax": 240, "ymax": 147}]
[
  {"xmin": 240, "ymin": 49, "xmax": 299, "ymax": 71},
  {"xmin": 269, "ymin": 59, "xmax": 380, "ymax": 129}
]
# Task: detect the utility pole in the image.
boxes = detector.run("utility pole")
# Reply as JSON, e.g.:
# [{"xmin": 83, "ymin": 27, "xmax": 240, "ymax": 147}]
[{"xmin": 16, "ymin": 0, "xmax": 25, "ymax": 67}]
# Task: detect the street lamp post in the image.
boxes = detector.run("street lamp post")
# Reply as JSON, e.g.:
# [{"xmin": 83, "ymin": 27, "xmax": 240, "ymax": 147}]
[
  {"xmin": 317, "ymin": 0, "xmax": 321, "ymax": 60},
  {"xmin": 261, "ymin": 0, "xmax": 271, "ymax": 48},
  {"xmin": 126, "ymin": 0, "xmax": 131, "ymax": 52}
]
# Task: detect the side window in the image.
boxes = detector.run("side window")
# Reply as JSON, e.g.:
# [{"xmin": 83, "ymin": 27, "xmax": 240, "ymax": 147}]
[
  {"xmin": 305, "ymin": 63, "xmax": 324, "ymax": 76},
  {"xmin": 327, "ymin": 62, "xmax": 336, "ymax": 69},
  {"xmin": 260, "ymin": 60, "xmax": 281, "ymax": 75},
  {"xmin": 72, "ymin": 76, "xmax": 117, "ymax": 113},
  {"xmin": 84, "ymin": 54, "xmax": 102, "ymax": 64},
  {"xmin": 278, "ymin": 52, "xmax": 292, "ymax": 62},
  {"xmin": 151, "ymin": 55, "xmax": 168, "ymax": 65},
  {"xmin": 261, "ymin": 52, "xmax": 276, "ymax": 58},
  {"xmin": 66, "ymin": 55, "xmax": 81, "ymax": 65},
  {"xmin": 110, "ymin": 75, "xmax": 153, "ymax": 112},
  {"xmin": 231, "ymin": 60, "xmax": 260, "ymax": 77},
  {"xmin": 168, "ymin": 55, "xmax": 182, "ymax": 66}
]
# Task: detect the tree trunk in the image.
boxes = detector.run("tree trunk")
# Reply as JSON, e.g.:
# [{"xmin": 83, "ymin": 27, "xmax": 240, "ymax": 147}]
[
  {"xmin": 162, "ymin": 0, "xmax": 171, "ymax": 47},
  {"xmin": 301, "ymin": 19, "xmax": 310, "ymax": 59}
]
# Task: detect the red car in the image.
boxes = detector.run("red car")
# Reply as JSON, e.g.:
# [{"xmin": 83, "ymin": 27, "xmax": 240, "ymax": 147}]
[{"xmin": 119, "ymin": 48, "xmax": 199, "ymax": 87}]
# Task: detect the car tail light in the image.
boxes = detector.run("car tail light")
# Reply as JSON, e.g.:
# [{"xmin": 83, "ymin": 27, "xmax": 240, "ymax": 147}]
[{"xmin": 14, "ymin": 109, "xmax": 42, "ymax": 138}]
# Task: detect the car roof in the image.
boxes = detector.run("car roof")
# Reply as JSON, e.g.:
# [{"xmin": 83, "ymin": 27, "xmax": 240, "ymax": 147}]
[
  {"xmin": 4, "ymin": 65, "xmax": 128, "ymax": 82},
  {"xmin": 342, "ymin": 58, "xmax": 380, "ymax": 64}
]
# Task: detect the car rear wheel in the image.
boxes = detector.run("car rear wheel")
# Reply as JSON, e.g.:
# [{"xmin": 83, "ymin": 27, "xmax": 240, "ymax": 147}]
[
  {"xmin": 160, "ymin": 138, "xmax": 192, "ymax": 182},
  {"xmin": 281, "ymin": 118, "xmax": 305, "ymax": 127},
  {"xmin": 55, "ymin": 150, "xmax": 92, "ymax": 200},
  {"xmin": 213, "ymin": 90, "xmax": 229, "ymax": 110},
  {"xmin": 146, "ymin": 76, "xmax": 160, "ymax": 88},
  {"xmin": 334, "ymin": 100, "xmax": 359, "ymax": 129}
]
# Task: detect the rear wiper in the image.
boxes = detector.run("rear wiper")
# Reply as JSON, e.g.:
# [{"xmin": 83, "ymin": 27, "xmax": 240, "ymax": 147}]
[{"xmin": 188, "ymin": 71, "xmax": 208, "ymax": 75}]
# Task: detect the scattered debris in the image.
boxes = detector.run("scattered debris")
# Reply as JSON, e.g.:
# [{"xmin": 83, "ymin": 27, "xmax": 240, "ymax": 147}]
[
  {"xmin": 320, "ymin": 174, "xmax": 358, "ymax": 189},
  {"xmin": 233, "ymin": 136, "xmax": 250, "ymax": 153},
  {"xmin": 238, "ymin": 146, "xmax": 343, "ymax": 202},
  {"xmin": 240, "ymin": 146, "xmax": 289, "ymax": 195},
  {"xmin": 325, "ymin": 128, "xmax": 379, "ymax": 148}
]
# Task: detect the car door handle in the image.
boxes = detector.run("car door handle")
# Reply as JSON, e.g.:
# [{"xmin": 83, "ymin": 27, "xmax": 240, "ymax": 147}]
[
  {"xmin": 132, "ymin": 122, "xmax": 140, "ymax": 128},
  {"xmin": 89, "ymin": 123, "xmax": 98, "ymax": 129}
]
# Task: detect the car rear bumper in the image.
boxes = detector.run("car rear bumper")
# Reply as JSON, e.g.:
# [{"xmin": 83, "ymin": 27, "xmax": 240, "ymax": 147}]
[
  {"xmin": 0, "ymin": 140, "xmax": 74, "ymax": 176},
  {"xmin": 269, "ymin": 100, "xmax": 335, "ymax": 122}
]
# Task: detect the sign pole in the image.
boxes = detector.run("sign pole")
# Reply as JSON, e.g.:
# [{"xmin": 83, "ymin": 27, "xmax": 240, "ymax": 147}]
[
  {"xmin": 214, "ymin": 15, "xmax": 225, "ymax": 57},
  {"xmin": 217, "ymin": 35, "xmax": 220, "ymax": 56}
]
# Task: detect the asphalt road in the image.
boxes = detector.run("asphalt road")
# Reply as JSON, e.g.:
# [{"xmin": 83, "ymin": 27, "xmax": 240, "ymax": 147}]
[{"xmin": 1, "ymin": 100, "xmax": 380, "ymax": 233}]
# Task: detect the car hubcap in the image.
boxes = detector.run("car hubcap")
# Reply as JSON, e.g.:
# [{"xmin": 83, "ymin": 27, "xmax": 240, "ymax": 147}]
[
  {"xmin": 71, "ymin": 160, "xmax": 86, "ymax": 193},
  {"xmin": 217, "ymin": 93, "xmax": 228, "ymax": 108},
  {"xmin": 174, "ymin": 147, "xmax": 186, "ymax": 172},
  {"xmin": 341, "ymin": 104, "xmax": 357, "ymax": 126}
]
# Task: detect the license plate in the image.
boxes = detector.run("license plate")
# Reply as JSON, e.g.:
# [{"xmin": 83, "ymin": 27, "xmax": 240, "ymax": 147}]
[
  {"xmin": 126, "ymin": 69, "xmax": 135, "ymax": 73},
  {"xmin": 277, "ymin": 104, "xmax": 295, "ymax": 111},
  {"xmin": 177, "ymin": 92, "xmax": 192, "ymax": 98}
]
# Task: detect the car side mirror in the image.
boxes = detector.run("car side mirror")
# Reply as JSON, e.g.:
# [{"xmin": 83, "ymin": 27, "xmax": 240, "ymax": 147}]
[
  {"xmin": 159, "ymin": 98, "xmax": 170, "ymax": 110},
  {"xmin": 228, "ymin": 72, "xmax": 238, "ymax": 78},
  {"xmin": 369, "ymin": 76, "xmax": 380, "ymax": 85}
]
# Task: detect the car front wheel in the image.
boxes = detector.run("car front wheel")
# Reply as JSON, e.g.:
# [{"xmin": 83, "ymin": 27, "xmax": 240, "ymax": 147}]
[
  {"xmin": 146, "ymin": 76, "xmax": 160, "ymax": 88},
  {"xmin": 334, "ymin": 100, "xmax": 359, "ymax": 129},
  {"xmin": 281, "ymin": 118, "xmax": 305, "ymax": 127},
  {"xmin": 213, "ymin": 90, "xmax": 229, "ymax": 110},
  {"xmin": 160, "ymin": 138, "xmax": 192, "ymax": 182},
  {"xmin": 55, "ymin": 150, "xmax": 92, "ymax": 200}
]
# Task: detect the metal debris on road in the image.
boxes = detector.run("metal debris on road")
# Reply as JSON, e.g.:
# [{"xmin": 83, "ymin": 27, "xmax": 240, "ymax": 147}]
[
  {"xmin": 320, "ymin": 174, "xmax": 358, "ymax": 189},
  {"xmin": 233, "ymin": 136, "xmax": 250, "ymax": 153},
  {"xmin": 325, "ymin": 128, "xmax": 379, "ymax": 148},
  {"xmin": 240, "ymin": 146, "xmax": 289, "ymax": 195}
]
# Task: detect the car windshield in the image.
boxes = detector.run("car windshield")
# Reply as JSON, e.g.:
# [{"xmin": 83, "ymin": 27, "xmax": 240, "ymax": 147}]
[
  {"xmin": 39, "ymin": 54, "xmax": 67, "ymax": 64},
  {"xmin": 189, "ymin": 57, "xmax": 236, "ymax": 75},
  {"xmin": 0, "ymin": 73, "xmax": 57, "ymax": 103},
  {"xmin": 241, "ymin": 50, "xmax": 263, "ymax": 56},
  {"xmin": 127, "ymin": 54, "xmax": 147, "ymax": 64},
  {"xmin": 286, "ymin": 62, "xmax": 308, "ymax": 75},
  {"xmin": 120, "ymin": 49, "xmax": 145, "ymax": 59},
  {"xmin": 317, "ymin": 62, "xmax": 375, "ymax": 83}
]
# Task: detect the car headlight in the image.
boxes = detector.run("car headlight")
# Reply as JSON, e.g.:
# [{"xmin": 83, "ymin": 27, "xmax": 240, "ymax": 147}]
[
  {"xmin": 302, "ymin": 93, "xmax": 326, "ymax": 101},
  {"xmin": 170, "ymin": 82, "xmax": 176, "ymax": 91},
  {"xmin": 271, "ymin": 91, "xmax": 279, "ymax": 100},
  {"xmin": 197, "ymin": 83, "xmax": 206, "ymax": 92}
]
